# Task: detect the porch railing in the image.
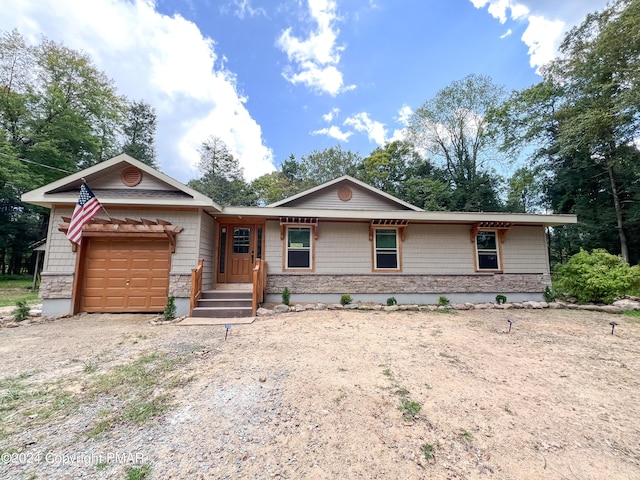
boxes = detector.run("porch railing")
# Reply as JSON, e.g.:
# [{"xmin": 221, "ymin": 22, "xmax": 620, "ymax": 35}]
[
  {"xmin": 252, "ymin": 259, "xmax": 267, "ymax": 316},
  {"xmin": 189, "ymin": 258, "xmax": 204, "ymax": 316}
]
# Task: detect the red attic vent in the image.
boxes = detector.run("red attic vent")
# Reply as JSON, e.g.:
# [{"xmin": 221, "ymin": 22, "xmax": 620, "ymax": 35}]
[{"xmin": 121, "ymin": 166, "xmax": 142, "ymax": 187}]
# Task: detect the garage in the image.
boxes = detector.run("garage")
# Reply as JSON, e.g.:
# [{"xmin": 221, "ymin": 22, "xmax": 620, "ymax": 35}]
[{"xmin": 80, "ymin": 238, "xmax": 171, "ymax": 313}]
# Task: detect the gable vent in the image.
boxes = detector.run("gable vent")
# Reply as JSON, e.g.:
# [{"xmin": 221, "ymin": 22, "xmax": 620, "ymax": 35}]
[
  {"xmin": 337, "ymin": 185, "xmax": 352, "ymax": 201},
  {"xmin": 121, "ymin": 166, "xmax": 142, "ymax": 187}
]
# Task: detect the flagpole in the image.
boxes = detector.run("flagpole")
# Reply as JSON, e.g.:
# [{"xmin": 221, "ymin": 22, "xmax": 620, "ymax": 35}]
[{"xmin": 81, "ymin": 178, "xmax": 112, "ymax": 219}]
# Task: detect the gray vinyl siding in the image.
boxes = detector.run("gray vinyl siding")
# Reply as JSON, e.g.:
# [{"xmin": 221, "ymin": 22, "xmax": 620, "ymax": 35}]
[
  {"xmin": 403, "ymin": 224, "xmax": 475, "ymax": 274},
  {"xmin": 265, "ymin": 220, "xmax": 283, "ymax": 273},
  {"xmin": 198, "ymin": 213, "xmax": 215, "ymax": 289},
  {"xmin": 314, "ymin": 222, "xmax": 371, "ymax": 273},
  {"xmin": 266, "ymin": 221, "xmax": 550, "ymax": 276},
  {"xmin": 44, "ymin": 207, "xmax": 203, "ymax": 274},
  {"xmin": 283, "ymin": 183, "xmax": 412, "ymax": 211},
  {"xmin": 95, "ymin": 169, "xmax": 175, "ymax": 191},
  {"xmin": 501, "ymin": 225, "xmax": 549, "ymax": 274},
  {"xmin": 45, "ymin": 207, "xmax": 77, "ymax": 273}
]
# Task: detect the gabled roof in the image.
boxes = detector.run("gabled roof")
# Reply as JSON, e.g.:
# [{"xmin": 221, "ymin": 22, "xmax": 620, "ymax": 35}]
[
  {"xmin": 21, "ymin": 154, "xmax": 222, "ymax": 212},
  {"xmin": 267, "ymin": 175, "xmax": 424, "ymax": 212}
]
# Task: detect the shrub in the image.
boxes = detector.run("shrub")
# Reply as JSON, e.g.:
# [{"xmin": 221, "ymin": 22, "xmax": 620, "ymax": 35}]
[
  {"xmin": 282, "ymin": 287, "xmax": 291, "ymax": 306},
  {"xmin": 543, "ymin": 286, "xmax": 555, "ymax": 303},
  {"xmin": 387, "ymin": 297, "xmax": 397, "ymax": 306},
  {"xmin": 340, "ymin": 294, "xmax": 352, "ymax": 306},
  {"xmin": 553, "ymin": 248, "xmax": 640, "ymax": 304},
  {"xmin": 163, "ymin": 296, "xmax": 177, "ymax": 321},
  {"xmin": 12, "ymin": 300, "xmax": 30, "ymax": 322},
  {"xmin": 495, "ymin": 294, "xmax": 507, "ymax": 305},
  {"xmin": 437, "ymin": 296, "xmax": 450, "ymax": 307}
]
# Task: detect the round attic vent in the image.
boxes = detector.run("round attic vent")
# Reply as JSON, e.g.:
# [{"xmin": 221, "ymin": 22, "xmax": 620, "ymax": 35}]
[
  {"xmin": 121, "ymin": 166, "xmax": 142, "ymax": 187},
  {"xmin": 337, "ymin": 185, "xmax": 352, "ymax": 201}
]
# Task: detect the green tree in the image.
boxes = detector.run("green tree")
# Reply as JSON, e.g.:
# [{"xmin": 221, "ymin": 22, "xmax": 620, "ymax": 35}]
[
  {"xmin": 31, "ymin": 37, "xmax": 125, "ymax": 171},
  {"xmin": 356, "ymin": 140, "xmax": 418, "ymax": 197},
  {"xmin": 121, "ymin": 100, "xmax": 157, "ymax": 168},
  {"xmin": 407, "ymin": 74, "xmax": 507, "ymax": 211},
  {"xmin": 188, "ymin": 135, "xmax": 255, "ymax": 206},
  {"xmin": 493, "ymin": 0, "xmax": 640, "ymax": 263},
  {"xmin": 299, "ymin": 145, "xmax": 360, "ymax": 186},
  {"xmin": 0, "ymin": 30, "xmax": 128, "ymax": 273},
  {"xmin": 505, "ymin": 166, "xmax": 546, "ymax": 213}
]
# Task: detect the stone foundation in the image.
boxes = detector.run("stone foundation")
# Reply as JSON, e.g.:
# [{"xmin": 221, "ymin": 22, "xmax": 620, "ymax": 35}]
[
  {"xmin": 40, "ymin": 272, "xmax": 74, "ymax": 299},
  {"xmin": 169, "ymin": 273, "xmax": 192, "ymax": 298},
  {"xmin": 267, "ymin": 273, "xmax": 550, "ymax": 295}
]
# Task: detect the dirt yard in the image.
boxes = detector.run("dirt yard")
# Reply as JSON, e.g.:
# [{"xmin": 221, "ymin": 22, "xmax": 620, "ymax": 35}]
[{"xmin": 0, "ymin": 308, "xmax": 639, "ymax": 479}]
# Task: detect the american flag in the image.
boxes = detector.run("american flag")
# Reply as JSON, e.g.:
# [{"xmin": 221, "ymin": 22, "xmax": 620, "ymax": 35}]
[{"xmin": 67, "ymin": 183, "xmax": 102, "ymax": 244}]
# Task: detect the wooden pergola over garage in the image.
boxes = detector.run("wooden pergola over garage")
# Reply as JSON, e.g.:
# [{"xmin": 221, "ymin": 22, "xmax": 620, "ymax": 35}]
[{"xmin": 58, "ymin": 217, "xmax": 183, "ymax": 314}]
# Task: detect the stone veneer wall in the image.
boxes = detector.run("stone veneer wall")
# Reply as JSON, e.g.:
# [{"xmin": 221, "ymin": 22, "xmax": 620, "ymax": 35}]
[
  {"xmin": 40, "ymin": 273, "xmax": 74, "ymax": 299},
  {"xmin": 39, "ymin": 273, "xmax": 192, "ymax": 303},
  {"xmin": 169, "ymin": 273, "xmax": 192, "ymax": 298},
  {"xmin": 267, "ymin": 273, "xmax": 550, "ymax": 295}
]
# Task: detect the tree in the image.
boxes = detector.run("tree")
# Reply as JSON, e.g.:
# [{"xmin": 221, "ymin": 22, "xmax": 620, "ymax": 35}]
[
  {"xmin": 121, "ymin": 100, "xmax": 157, "ymax": 168},
  {"xmin": 299, "ymin": 145, "xmax": 360, "ymax": 186},
  {"xmin": 31, "ymin": 37, "xmax": 125, "ymax": 171},
  {"xmin": 188, "ymin": 135, "xmax": 255, "ymax": 206},
  {"xmin": 356, "ymin": 141, "xmax": 419, "ymax": 197},
  {"xmin": 505, "ymin": 166, "xmax": 546, "ymax": 213},
  {"xmin": 0, "ymin": 30, "xmax": 128, "ymax": 273},
  {"xmin": 407, "ymin": 74, "xmax": 507, "ymax": 211},
  {"xmin": 492, "ymin": 0, "xmax": 640, "ymax": 263}
]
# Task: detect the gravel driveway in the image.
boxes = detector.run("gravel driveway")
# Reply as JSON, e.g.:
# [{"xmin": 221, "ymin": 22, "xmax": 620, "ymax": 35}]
[{"xmin": 1, "ymin": 309, "xmax": 639, "ymax": 479}]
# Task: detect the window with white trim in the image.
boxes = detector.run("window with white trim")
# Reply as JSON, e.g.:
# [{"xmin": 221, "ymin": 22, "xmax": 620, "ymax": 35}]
[
  {"xmin": 476, "ymin": 230, "xmax": 500, "ymax": 270},
  {"xmin": 374, "ymin": 228, "xmax": 400, "ymax": 270},
  {"xmin": 286, "ymin": 226, "xmax": 312, "ymax": 269}
]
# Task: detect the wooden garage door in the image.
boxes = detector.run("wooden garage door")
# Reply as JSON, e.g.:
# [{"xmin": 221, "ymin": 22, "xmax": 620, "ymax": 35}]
[{"xmin": 80, "ymin": 238, "xmax": 171, "ymax": 313}]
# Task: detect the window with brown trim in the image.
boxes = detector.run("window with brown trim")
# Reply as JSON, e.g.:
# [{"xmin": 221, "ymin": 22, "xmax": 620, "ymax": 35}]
[
  {"xmin": 286, "ymin": 226, "xmax": 312, "ymax": 270},
  {"xmin": 475, "ymin": 230, "xmax": 501, "ymax": 271},
  {"xmin": 373, "ymin": 228, "xmax": 400, "ymax": 271}
]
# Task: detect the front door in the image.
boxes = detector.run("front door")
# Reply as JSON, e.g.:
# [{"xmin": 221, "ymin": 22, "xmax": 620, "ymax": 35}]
[{"xmin": 227, "ymin": 225, "xmax": 254, "ymax": 283}]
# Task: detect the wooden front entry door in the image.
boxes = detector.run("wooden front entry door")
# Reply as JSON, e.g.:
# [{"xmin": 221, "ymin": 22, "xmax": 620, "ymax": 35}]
[{"xmin": 227, "ymin": 225, "xmax": 254, "ymax": 283}]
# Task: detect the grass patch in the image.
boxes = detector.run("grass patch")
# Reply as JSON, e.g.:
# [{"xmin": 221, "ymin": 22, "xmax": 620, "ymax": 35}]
[
  {"xmin": 1, "ymin": 350, "xmax": 196, "ymax": 442},
  {"xmin": 0, "ymin": 371, "xmax": 76, "ymax": 438},
  {"xmin": 124, "ymin": 463, "xmax": 152, "ymax": 480},
  {"xmin": 622, "ymin": 310, "xmax": 640, "ymax": 322},
  {"xmin": 0, "ymin": 275, "xmax": 39, "ymax": 308},
  {"xmin": 398, "ymin": 398, "xmax": 421, "ymax": 420},
  {"xmin": 435, "ymin": 308, "xmax": 457, "ymax": 315},
  {"xmin": 394, "ymin": 387, "xmax": 410, "ymax": 397},
  {"xmin": 86, "ymin": 352, "xmax": 193, "ymax": 437},
  {"xmin": 421, "ymin": 442, "xmax": 436, "ymax": 462}
]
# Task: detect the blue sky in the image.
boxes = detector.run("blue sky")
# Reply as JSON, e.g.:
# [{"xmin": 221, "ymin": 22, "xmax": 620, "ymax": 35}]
[{"xmin": 1, "ymin": 0, "xmax": 609, "ymax": 183}]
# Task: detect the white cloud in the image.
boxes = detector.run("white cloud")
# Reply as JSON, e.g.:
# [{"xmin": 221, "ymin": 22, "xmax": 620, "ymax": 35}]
[
  {"xmin": 500, "ymin": 29, "xmax": 512, "ymax": 39},
  {"xmin": 0, "ymin": 0, "xmax": 275, "ymax": 181},
  {"xmin": 385, "ymin": 106, "xmax": 412, "ymax": 143},
  {"xmin": 396, "ymin": 105, "xmax": 413, "ymax": 126},
  {"xmin": 224, "ymin": 0, "xmax": 266, "ymax": 19},
  {"xmin": 469, "ymin": 0, "xmax": 609, "ymax": 71},
  {"xmin": 344, "ymin": 112, "xmax": 386, "ymax": 145},
  {"xmin": 311, "ymin": 125, "xmax": 353, "ymax": 142},
  {"xmin": 277, "ymin": 0, "xmax": 355, "ymax": 95},
  {"xmin": 322, "ymin": 107, "xmax": 340, "ymax": 122},
  {"xmin": 521, "ymin": 15, "xmax": 564, "ymax": 70}
]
